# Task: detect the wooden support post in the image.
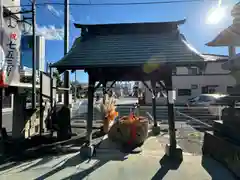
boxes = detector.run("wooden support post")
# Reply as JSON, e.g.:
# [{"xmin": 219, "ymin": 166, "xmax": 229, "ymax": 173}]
[
  {"xmin": 86, "ymin": 75, "xmax": 95, "ymax": 145},
  {"xmin": 165, "ymin": 74, "xmax": 177, "ymax": 151},
  {"xmin": 151, "ymin": 80, "xmax": 157, "ymax": 127},
  {"xmin": 164, "ymin": 73, "xmax": 182, "ymax": 160}
]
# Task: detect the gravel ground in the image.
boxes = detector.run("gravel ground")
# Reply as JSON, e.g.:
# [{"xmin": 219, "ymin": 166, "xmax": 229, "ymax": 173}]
[{"xmin": 159, "ymin": 122, "xmax": 205, "ymax": 155}]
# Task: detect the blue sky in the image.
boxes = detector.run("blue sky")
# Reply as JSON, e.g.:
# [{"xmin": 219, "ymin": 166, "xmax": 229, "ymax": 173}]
[{"xmin": 21, "ymin": 0, "xmax": 239, "ymax": 82}]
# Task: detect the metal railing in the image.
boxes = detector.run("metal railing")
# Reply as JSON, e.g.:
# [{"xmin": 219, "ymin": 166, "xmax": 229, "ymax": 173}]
[
  {"xmin": 70, "ymin": 102, "xmax": 224, "ymax": 154},
  {"xmin": 71, "ymin": 104, "xmax": 223, "ymax": 129}
]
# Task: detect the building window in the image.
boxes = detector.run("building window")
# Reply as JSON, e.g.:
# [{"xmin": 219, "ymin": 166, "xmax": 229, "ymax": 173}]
[
  {"xmin": 178, "ymin": 89, "xmax": 191, "ymax": 96},
  {"xmin": 202, "ymin": 85, "xmax": 218, "ymax": 94},
  {"xmin": 188, "ymin": 67, "xmax": 198, "ymax": 75},
  {"xmin": 191, "ymin": 84, "xmax": 198, "ymax": 89}
]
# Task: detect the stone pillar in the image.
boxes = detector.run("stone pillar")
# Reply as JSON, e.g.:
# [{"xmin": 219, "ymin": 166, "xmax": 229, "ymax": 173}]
[
  {"xmin": 12, "ymin": 90, "xmax": 26, "ymax": 139},
  {"xmin": 228, "ymin": 46, "xmax": 236, "ymax": 58}
]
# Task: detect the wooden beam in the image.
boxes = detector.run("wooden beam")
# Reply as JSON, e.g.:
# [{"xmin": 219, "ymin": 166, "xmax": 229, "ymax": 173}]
[
  {"xmin": 106, "ymin": 80, "xmax": 116, "ymax": 92},
  {"xmin": 142, "ymin": 81, "xmax": 153, "ymax": 94}
]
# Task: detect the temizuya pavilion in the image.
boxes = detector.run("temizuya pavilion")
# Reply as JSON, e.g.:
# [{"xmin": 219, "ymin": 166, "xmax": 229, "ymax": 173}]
[{"xmin": 51, "ymin": 19, "xmax": 204, "ymax": 158}]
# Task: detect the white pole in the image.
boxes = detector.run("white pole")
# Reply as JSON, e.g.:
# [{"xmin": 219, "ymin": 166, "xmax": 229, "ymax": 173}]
[{"xmin": 0, "ymin": 0, "xmax": 2, "ymax": 28}]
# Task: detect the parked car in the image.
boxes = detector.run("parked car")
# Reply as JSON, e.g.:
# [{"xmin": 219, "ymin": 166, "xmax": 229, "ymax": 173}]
[
  {"xmin": 186, "ymin": 94, "xmax": 227, "ymax": 107},
  {"xmin": 186, "ymin": 94, "xmax": 227, "ymax": 117}
]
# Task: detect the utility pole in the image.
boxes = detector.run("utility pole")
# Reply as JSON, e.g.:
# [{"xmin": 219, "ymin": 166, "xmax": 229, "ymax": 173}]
[
  {"xmin": 64, "ymin": 0, "xmax": 69, "ymax": 106},
  {"xmin": 74, "ymin": 71, "xmax": 77, "ymax": 102},
  {"xmin": 0, "ymin": 0, "xmax": 3, "ymax": 133},
  {"xmin": 32, "ymin": 0, "xmax": 36, "ymax": 109}
]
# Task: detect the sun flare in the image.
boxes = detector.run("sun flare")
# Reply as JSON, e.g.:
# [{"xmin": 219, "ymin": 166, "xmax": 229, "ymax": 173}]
[{"xmin": 206, "ymin": 7, "xmax": 226, "ymax": 24}]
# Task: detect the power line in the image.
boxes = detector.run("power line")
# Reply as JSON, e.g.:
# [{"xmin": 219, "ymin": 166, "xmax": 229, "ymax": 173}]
[{"xmin": 9, "ymin": 0, "xmax": 205, "ymax": 8}]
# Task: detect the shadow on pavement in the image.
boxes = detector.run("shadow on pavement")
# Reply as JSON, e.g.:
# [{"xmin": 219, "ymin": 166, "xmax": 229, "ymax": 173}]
[
  {"xmin": 60, "ymin": 155, "xmax": 126, "ymax": 180},
  {"xmin": 0, "ymin": 130, "xmax": 105, "ymax": 173},
  {"xmin": 151, "ymin": 154, "xmax": 182, "ymax": 180},
  {"xmin": 33, "ymin": 153, "xmax": 86, "ymax": 180},
  {"xmin": 33, "ymin": 138, "xmax": 128, "ymax": 180}
]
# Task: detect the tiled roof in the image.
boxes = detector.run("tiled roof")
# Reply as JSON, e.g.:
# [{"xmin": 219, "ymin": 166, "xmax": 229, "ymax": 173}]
[
  {"xmin": 52, "ymin": 31, "xmax": 204, "ymax": 70},
  {"xmin": 206, "ymin": 24, "xmax": 240, "ymax": 47}
]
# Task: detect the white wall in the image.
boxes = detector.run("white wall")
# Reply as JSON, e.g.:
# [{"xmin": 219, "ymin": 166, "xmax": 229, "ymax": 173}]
[
  {"xmin": 205, "ymin": 62, "xmax": 230, "ymax": 74},
  {"xmin": 177, "ymin": 67, "xmax": 188, "ymax": 75},
  {"xmin": 144, "ymin": 74, "xmax": 236, "ymax": 104},
  {"xmin": 143, "ymin": 61, "xmax": 236, "ymax": 105}
]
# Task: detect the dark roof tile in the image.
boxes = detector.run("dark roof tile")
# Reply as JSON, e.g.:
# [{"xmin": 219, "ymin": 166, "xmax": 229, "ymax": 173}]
[{"xmin": 52, "ymin": 32, "xmax": 204, "ymax": 70}]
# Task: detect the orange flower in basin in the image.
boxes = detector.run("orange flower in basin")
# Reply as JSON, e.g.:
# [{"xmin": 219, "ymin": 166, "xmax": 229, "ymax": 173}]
[
  {"xmin": 96, "ymin": 94, "xmax": 118, "ymax": 133},
  {"xmin": 106, "ymin": 109, "xmax": 119, "ymax": 122}
]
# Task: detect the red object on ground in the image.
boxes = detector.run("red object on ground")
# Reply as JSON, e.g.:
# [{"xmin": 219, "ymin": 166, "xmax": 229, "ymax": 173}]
[
  {"xmin": 127, "ymin": 123, "xmax": 137, "ymax": 145},
  {"xmin": 129, "ymin": 112, "xmax": 134, "ymax": 120}
]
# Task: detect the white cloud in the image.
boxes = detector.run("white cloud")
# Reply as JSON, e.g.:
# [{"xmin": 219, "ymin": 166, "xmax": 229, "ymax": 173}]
[
  {"xmin": 21, "ymin": 5, "xmax": 75, "ymax": 40},
  {"xmin": 46, "ymin": 4, "xmax": 75, "ymax": 22},
  {"xmin": 36, "ymin": 25, "xmax": 64, "ymax": 40},
  {"xmin": 46, "ymin": 5, "xmax": 63, "ymax": 17},
  {"xmin": 23, "ymin": 24, "xmax": 64, "ymax": 40}
]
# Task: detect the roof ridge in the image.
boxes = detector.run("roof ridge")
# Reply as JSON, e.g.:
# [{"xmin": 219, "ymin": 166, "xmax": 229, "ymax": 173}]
[{"xmin": 74, "ymin": 19, "xmax": 186, "ymax": 28}]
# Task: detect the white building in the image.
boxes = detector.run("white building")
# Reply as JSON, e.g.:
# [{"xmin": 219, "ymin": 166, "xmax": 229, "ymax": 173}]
[
  {"xmin": 141, "ymin": 54, "xmax": 235, "ymax": 105},
  {"xmin": 20, "ymin": 35, "xmax": 46, "ymax": 75},
  {"xmin": 36, "ymin": 35, "xmax": 45, "ymax": 72}
]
